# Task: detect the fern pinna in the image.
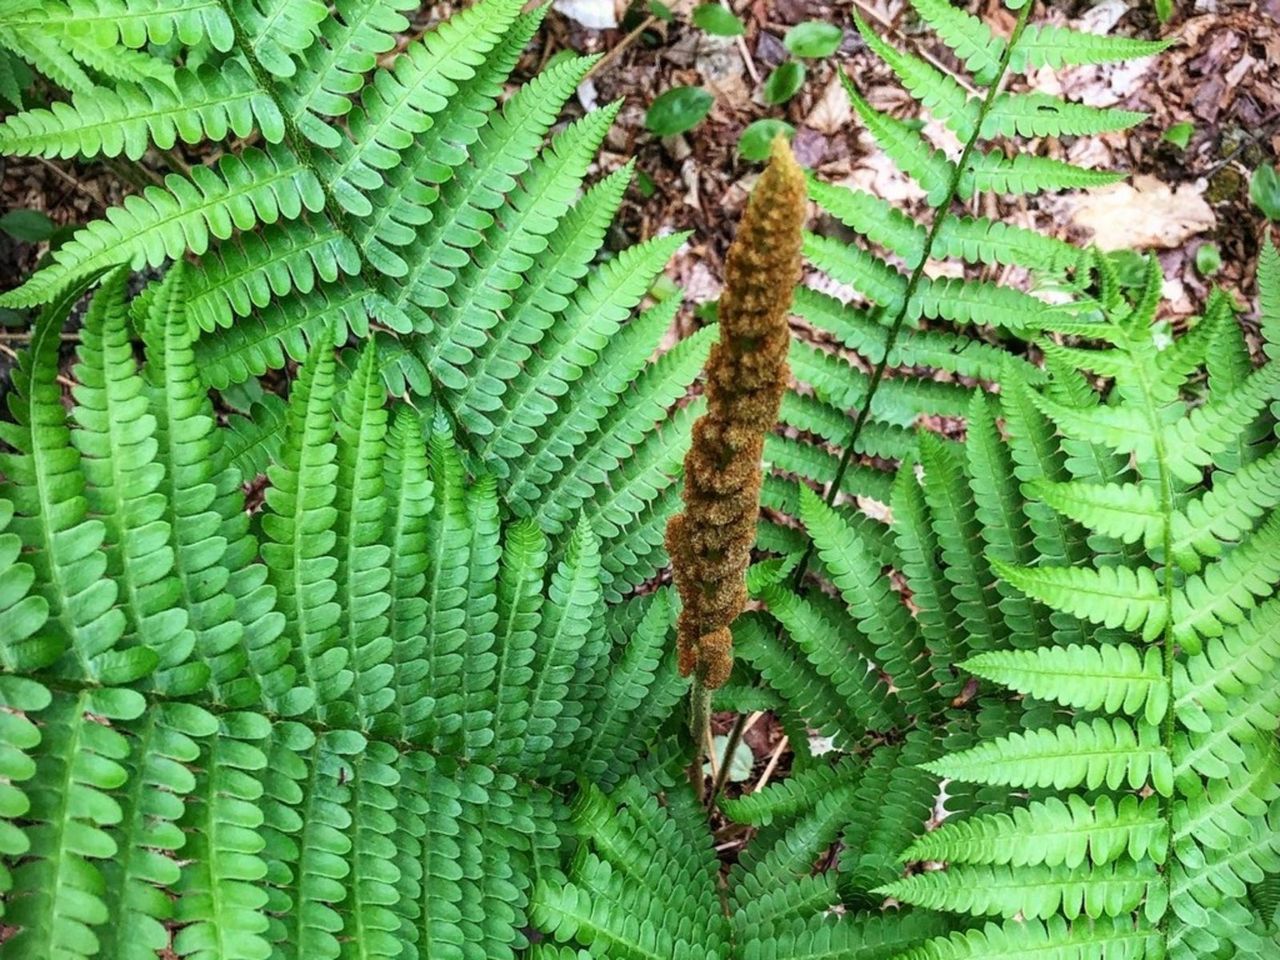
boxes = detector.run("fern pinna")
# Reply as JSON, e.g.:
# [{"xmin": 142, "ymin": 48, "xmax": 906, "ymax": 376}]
[
  {"xmin": 860, "ymin": 248, "xmax": 1280, "ymax": 960},
  {"xmin": 761, "ymin": 0, "xmax": 1168, "ymax": 557},
  {"xmin": 0, "ymin": 0, "xmax": 710, "ymax": 592},
  {"xmin": 0, "ymin": 266, "xmax": 691, "ymax": 960}
]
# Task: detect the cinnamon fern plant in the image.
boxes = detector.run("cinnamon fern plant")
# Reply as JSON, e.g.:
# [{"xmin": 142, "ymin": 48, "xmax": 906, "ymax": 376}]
[
  {"xmin": 538, "ymin": 246, "xmax": 1280, "ymax": 960},
  {"xmin": 7, "ymin": 3, "xmax": 1275, "ymax": 960}
]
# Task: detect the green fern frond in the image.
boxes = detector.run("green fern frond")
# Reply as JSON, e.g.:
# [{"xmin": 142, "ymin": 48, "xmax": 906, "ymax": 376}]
[
  {"xmin": 0, "ymin": 63, "xmax": 282, "ymax": 160},
  {"xmin": 897, "ymin": 916, "xmax": 1161, "ymax": 960},
  {"xmin": 1009, "ymin": 23, "xmax": 1172, "ymax": 72},
  {"xmin": 1, "ymin": 271, "xmax": 701, "ymax": 960},
  {"xmin": 0, "ymin": 146, "xmax": 324, "ymax": 309},
  {"xmin": 879, "ymin": 860, "xmax": 1159, "ymax": 921},
  {"xmin": 996, "ymin": 559, "xmax": 1167, "ymax": 641}
]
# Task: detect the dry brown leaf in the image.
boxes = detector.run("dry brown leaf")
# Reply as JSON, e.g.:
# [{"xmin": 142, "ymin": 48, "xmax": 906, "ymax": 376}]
[
  {"xmin": 1061, "ymin": 175, "xmax": 1216, "ymax": 250},
  {"xmin": 805, "ymin": 75, "xmax": 853, "ymax": 135}
]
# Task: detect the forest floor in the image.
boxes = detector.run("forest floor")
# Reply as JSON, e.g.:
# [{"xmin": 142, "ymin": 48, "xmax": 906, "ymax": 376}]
[{"xmin": 0, "ymin": 0, "xmax": 1278, "ymax": 801}]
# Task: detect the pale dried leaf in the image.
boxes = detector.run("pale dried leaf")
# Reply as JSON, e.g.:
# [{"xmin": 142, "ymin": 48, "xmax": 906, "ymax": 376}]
[{"xmin": 1061, "ymin": 175, "xmax": 1215, "ymax": 250}]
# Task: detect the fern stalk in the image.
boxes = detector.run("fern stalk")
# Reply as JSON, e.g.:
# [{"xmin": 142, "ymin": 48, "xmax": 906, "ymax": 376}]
[{"xmin": 1134, "ymin": 337, "xmax": 1180, "ymax": 951}]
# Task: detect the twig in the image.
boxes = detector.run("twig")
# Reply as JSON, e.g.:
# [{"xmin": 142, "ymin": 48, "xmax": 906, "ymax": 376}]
[
  {"xmin": 0, "ymin": 341, "xmax": 76, "ymax": 389},
  {"xmin": 708, "ymin": 710, "xmax": 763, "ymax": 805},
  {"xmin": 582, "ymin": 16, "xmax": 658, "ymax": 83},
  {"xmin": 0, "ymin": 330, "xmax": 80, "ymax": 342},
  {"xmin": 752, "ymin": 734, "xmax": 789, "ymax": 794},
  {"xmin": 31, "ymin": 157, "xmax": 108, "ymax": 211},
  {"xmin": 723, "ymin": 0, "xmax": 759, "ymax": 84}
]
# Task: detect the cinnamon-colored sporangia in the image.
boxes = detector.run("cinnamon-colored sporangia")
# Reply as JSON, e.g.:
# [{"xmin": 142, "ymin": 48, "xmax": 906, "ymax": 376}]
[{"xmin": 666, "ymin": 136, "xmax": 806, "ymax": 690}]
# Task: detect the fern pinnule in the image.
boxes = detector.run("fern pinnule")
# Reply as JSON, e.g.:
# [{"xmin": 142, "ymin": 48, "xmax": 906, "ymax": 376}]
[{"xmin": 666, "ymin": 136, "xmax": 805, "ymax": 692}]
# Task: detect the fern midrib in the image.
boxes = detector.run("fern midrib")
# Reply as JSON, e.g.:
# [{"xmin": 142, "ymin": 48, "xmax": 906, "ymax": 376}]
[
  {"xmin": 98, "ymin": 707, "xmax": 161, "ymax": 955},
  {"xmin": 211, "ymin": 0, "xmax": 476, "ymax": 449},
  {"xmin": 89, "ymin": 338, "xmax": 154, "ymax": 654},
  {"xmin": 1129, "ymin": 344, "xmax": 1178, "ymax": 950},
  {"xmin": 37, "ymin": 693, "xmax": 91, "ymax": 949}
]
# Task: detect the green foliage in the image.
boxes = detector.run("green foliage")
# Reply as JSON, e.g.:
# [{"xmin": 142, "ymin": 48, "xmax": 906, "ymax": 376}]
[
  {"xmin": 0, "ymin": 2, "xmax": 705, "ymax": 588},
  {"xmin": 762, "ymin": 0, "xmax": 1167, "ymax": 560},
  {"xmin": 783, "ymin": 21, "xmax": 842, "ymax": 58},
  {"xmin": 645, "ymin": 85, "xmax": 713, "ymax": 136},
  {"xmin": 0, "ymin": 273, "xmax": 690, "ymax": 960},
  {"xmin": 691, "ymin": 4, "xmax": 743, "ymax": 37},
  {"xmin": 762, "ymin": 60, "xmax": 804, "ymax": 105},
  {"xmin": 892, "ymin": 259, "xmax": 1280, "ymax": 960},
  {"xmin": 531, "ymin": 775, "xmax": 952, "ymax": 958},
  {"xmin": 737, "ymin": 118, "xmax": 794, "ymax": 161}
]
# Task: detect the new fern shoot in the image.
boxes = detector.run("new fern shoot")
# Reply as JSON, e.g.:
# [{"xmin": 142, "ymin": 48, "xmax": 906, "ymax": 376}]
[{"xmin": 666, "ymin": 136, "xmax": 804, "ymax": 738}]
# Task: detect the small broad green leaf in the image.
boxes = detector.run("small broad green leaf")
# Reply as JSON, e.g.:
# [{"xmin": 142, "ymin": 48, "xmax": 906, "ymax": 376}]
[
  {"xmin": 1155, "ymin": 0, "xmax": 1174, "ymax": 22},
  {"xmin": 763, "ymin": 61, "xmax": 805, "ymax": 105},
  {"xmin": 634, "ymin": 169, "xmax": 657, "ymax": 198},
  {"xmin": 1251, "ymin": 164, "xmax": 1280, "ymax": 221},
  {"xmin": 738, "ymin": 119, "xmax": 795, "ymax": 161},
  {"xmin": 1163, "ymin": 121, "xmax": 1194, "ymax": 149},
  {"xmin": 1107, "ymin": 249, "xmax": 1150, "ymax": 289},
  {"xmin": 1195, "ymin": 242, "xmax": 1221, "ymax": 277},
  {"xmin": 649, "ymin": 273, "xmax": 679, "ymax": 302},
  {"xmin": 784, "ymin": 21, "xmax": 842, "ymax": 58},
  {"xmin": 649, "ymin": 0, "xmax": 674, "ymax": 20},
  {"xmin": 704, "ymin": 734, "xmax": 754, "ymax": 782},
  {"xmin": 647, "ymin": 86, "xmax": 714, "ymax": 136},
  {"xmin": 0, "ymin": 209, "xmax": 55, "ymax": 243},
  {"xmin": 692, "ymin": 4, "xmax": 745, "ymax": 36}
]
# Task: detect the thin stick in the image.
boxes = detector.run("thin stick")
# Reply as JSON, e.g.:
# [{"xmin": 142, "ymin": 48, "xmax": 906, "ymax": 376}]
[
  {"xmin": 752, "ymin": 734, "xmax": 789, "ymax": 794},
  {"xmin": 31, "ymin": 157, "xmax": 108, "ymax": 210},
  {"xmin": 708, "ymin": 710, "xmax": 763, "ymax": 805},
  {"xmin": 0, "ymin": 341, "xmax": 76, "ymax": 389},
  {"xmin": 582, "ymin": 16, "xmax": 658, "ymax": 83},
  {"xmin": 722, "ymin": 0, "xmax": 759, "ymax": 84}
]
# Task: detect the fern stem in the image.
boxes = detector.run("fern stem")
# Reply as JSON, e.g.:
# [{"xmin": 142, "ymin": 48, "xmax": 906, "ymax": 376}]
[
  {"xmin": 688, "ymin": 676, "xmax": 712, "ymax": 797},
  {"xmin": 706, "ymin": 690, "xmax": 741, "ymax": 804},
  {"xmin": 209, "ymin": 0, "xmax": 478, "ymax": 453},
  {"xmin": 1143, "ymin": 359, "xmax": 1179, "ymax": 951},
  {"xmin": 788, "ymin": 1, "xmax": 1036, "ymax": 593}
]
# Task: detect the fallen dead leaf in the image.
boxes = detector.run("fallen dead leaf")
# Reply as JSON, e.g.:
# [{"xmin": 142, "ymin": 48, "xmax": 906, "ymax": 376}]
[
  {"xmin": 553, "ymin": 0, "xmax": 616, "ymax": 30},
  {"xmin": 1061, "ymin": 175, "xmax": 1216, "ymax": 250},
  {"xmin": 805, "ymin": 75, "xmax": 853, "ymax": 135}
]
